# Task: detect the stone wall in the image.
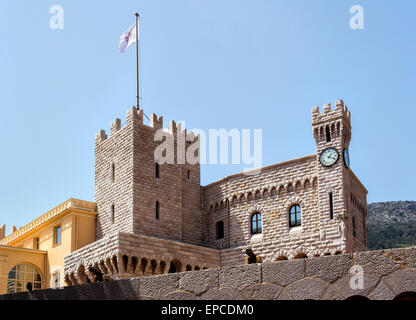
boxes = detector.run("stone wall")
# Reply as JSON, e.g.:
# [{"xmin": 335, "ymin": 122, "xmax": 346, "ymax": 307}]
[
  {"xmin": 5, "ymin": 247, "xmax": 416, "ymax": 300},
  {"xmin": 200, "ymin": 101, "xmax": 368, "ymax": 260},
  {"xmin": 95, "ymin": 107, "xmax": 204, "ymax": 246},
  {"xmin": 89, "ymin": 101, "xmax": 369, "ymax": 284},
  {"xmin": 64, "ymin": 232, "xmax": 220, "ymax": 284},
  {"xmin": 95, "ymin": 111, "xmax": 136, "ymax": 239},
  {"xmin": 202, "ymin": 155, "xmax": 319, "ymax": 250}
]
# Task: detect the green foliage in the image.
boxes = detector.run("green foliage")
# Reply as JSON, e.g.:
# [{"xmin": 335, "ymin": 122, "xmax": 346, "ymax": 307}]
[{"xmin": 367, "ymin": 201, "xmax": 416, "ymax": 250}]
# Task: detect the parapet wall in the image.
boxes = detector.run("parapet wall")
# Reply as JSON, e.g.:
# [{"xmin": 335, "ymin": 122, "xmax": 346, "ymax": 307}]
[
  {"xmin": 64, "ymin": 232, "xmax": 220, "ymax": 285},
  {"xmin": 3, "ymin": 247, "xmax": 416, "ymax": 300}
]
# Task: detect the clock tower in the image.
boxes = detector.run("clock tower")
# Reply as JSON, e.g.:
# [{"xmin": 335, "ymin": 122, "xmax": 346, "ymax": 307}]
[{"xmin": 312, "ymin": 100, "xmax": 354, "ymax": 251}]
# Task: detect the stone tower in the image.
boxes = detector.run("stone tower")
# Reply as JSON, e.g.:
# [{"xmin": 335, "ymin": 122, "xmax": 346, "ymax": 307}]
[
  {"xmin": 312, "ymin": 100, "xmax": 367, "ymax": 252},
  {"xmin": 94, "ymin": 107, "xmax": 204, "ymax": 245}
]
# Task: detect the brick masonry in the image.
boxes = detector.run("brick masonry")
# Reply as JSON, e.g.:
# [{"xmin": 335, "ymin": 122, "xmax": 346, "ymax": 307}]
[{"xmin": 4, "ymin": 247, "xmax": 416, "ymax": 300}]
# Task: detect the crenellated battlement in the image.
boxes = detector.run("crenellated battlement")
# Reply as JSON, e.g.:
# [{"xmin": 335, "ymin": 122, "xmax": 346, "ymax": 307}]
[
  {"xmin": 94, "ymin": 106, "xmax": 200, "ymax": 147},
  {"xmin": 110, "ymin": 118, "xmax": 121, "ymax": 136},
  {"xmin": 311, "ymin": 99, "xmax": 352, "ymax": 146},
  {"xmin": 150, "ymin": 113, "xmax": 163, "ymax": 129},
  {"xmin": 312, "ymin": 99, "xmax": 351, "ymax": 126}
]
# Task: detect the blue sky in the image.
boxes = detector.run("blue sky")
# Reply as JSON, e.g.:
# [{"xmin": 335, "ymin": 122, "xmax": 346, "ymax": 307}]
[{"xmin": 1, "ymin": 1, "xmax": 415, "ymax": 231}]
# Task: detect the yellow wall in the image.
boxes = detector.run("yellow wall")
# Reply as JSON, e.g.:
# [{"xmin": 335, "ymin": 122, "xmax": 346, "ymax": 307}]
[
  {"xmin": 0, "ymin": 205, "xmax": 96, "ymax": 295},
  {"xmin": 0, "ymin": 246, "xmax": 46, "ymax": 294}
]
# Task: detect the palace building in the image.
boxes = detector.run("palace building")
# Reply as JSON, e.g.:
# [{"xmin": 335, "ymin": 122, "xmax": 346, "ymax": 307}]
[{"xmin": 0, "ymin": 99, "xmax": 368, "ymax": 294}]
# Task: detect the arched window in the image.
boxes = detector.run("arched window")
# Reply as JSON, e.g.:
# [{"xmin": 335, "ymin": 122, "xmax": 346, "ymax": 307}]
[
  {"xmin": 155, "ymin": 201, "xmax": 160, "ymax": 220},
  {"xmin": 216, "ymin": 221, "xmax": 224, "ymax": 240},
  {"xmin": 251, "ymin": 213, "xmax": 262, "ymax": 235},
  {"xmin": 289, "ymin": 205, "xmax": 301, "ymax": 227},
  {"xmin": 7, "ymin": 264, "xmax": 42, "ymax": 294}
]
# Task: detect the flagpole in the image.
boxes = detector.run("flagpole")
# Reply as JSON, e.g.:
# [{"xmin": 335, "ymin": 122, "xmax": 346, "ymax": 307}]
[{"xmin": 135, "ymin": 13, "xmax": 140, "ymax": 109}]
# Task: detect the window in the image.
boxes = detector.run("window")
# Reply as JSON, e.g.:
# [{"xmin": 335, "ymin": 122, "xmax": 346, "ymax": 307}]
[
  {"xmin": 110, "ymin": 204, "xmax": 115, "ymax": 224},
  {"xmin": 54, "ymin": 226, "xmax": 61, "ymax": 245},
  {"xmin": 353, "ymin": 217, "xmax": 356, "ymax": 237},
  {"xmin": 216, "ymin": 221, "xmax": 224, "ymax": 239},
  {"xmin": 187, "ymin": 170, "xmax": 190, "ymax": 180},
  {"xmin": 289, "ymin": 205, "xmax": 301, "ymax": 227},
  {"xmin": 155, "ymin": 163, "xmax": 160, "ymax": 178},
  {"xmin": 329, "ymin": 192, "xmax": 334, "ymax": 220},
  {"xmin": 110, "ymin": 163, "xmax": 115, "ymax": 182},
  {"xmin": 325, "ymin": 125, "xmax": 331, "ymax": 142},
  {"xmin": 53, "ymin": 271, "xmax": 60, "ymax": 288},
  {"xmin": 155, "ymin": 201, "xmax": 160, "ymax": 220},
  {"xmin": 251, "ymin": 213, "xmax": 262, "ymax": 235},
  {"xmin": 7, "ymin": 264, "xmax": 42, "ymax": 294},
  {"xmin": 33, "ymin": 237, "xmax": 40, "ymax": 250}
]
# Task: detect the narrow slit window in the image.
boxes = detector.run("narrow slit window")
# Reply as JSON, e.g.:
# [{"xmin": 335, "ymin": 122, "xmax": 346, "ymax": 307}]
[
  {"xmin": 155, "ymin": 201, "xmax": 160, "ymax": 220},
  {"xmin": 187, "ymin": 170, "xmax": 190, "ymax": 180},
  {"xmin": 353, "ymin": 216, "xmax": 356, "ymax": 237},
  {"xmin": 155, "ymin": 163, "xmax": 160, "ymax": 178},
  {"xmin": 329, "ymin": 192, "xmax": 334, "ymax": 220},
  {"xmin": 110, "ymin": 163, "xmax": 115, "ymax": 183},
  {"xmin": 111, "ymin": 204, "xmax": 115, "ymax": 224},
  {"xmin": 54, "ymin": 226, "xmax": 61, "ymax": 245}
]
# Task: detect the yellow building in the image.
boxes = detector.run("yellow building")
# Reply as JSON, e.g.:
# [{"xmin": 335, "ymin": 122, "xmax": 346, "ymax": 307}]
[{"xmin": 0, "ymin": 199, "xmax": 96, "ymax": 295}]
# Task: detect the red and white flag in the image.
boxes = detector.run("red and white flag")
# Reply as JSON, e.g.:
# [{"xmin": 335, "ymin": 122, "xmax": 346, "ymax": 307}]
[{"xmin": 119, "ymin": 23, "xmax": 138, "ymax": 53}]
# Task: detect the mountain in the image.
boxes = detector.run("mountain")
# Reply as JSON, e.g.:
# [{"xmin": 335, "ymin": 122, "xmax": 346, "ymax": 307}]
[{"xmin": 366, "ymin": 201, "xmax": 416, "ymax": 250}]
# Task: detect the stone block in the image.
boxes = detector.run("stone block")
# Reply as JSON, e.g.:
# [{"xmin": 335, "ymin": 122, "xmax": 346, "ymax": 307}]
[
  {"xmin": 368, "ymin": 281, "xmax": 395, "ymax": 300},
  {"xmin": 200, "ymin": 287, "xmax": 246, "ymax": 300},
  {"xmin": 276, "ymin": 288, "xmax": 294, "ymax": 300},
  {"xmin": 219, "ymin": 263, "xmax": 261, "ymax": 291},
  {"xmin": 306, "ymin": 254, "xmax": 353, "ymax": 283},
  {"xmin": 241, "ymin": 283, "xmax": 283, "ymax": 300},
  {"xmin": 162, "ymin": 291, "xmax": 198, "ymax": 300},
  {"xmin": 179, "ymin": 269, "xmax": 218, "ymax": 295},
  {"xmin": 139, "ymin": 274, "xmax": 179, "ymax": 299},
  {"xmin": 382, "ymin": 268, "xmax": 416, "ymax": 295},
  {"xmin": 102, "ymin": 279, "xmax": 138, "ymax": 299},
  {"xmin": 262, "ymin": 259, "xmax": 305, "ymax": 286},
  {"xmin": 286, "ymin": 278, "xmax": 329, "ymax": 300},
  {"xmin": 405, "ymin": 246, "xmax": 416, "ymax": 268},
  {"xmin": 333, "ymin": 273, "xmax": 379, "ymax": 298},
  {"xmin": 320, "ymin": 284, "xmax": 343, "ymax": 300},
  {"xmin": 355, "ymin": 249, "xmax": 404, "ymax": 277}
]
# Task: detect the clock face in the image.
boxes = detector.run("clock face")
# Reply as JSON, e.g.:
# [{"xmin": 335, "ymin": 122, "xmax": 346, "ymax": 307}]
[
  {"xmin": 320, "ymin": 147, "xmax": 339, "ymax": 167},
  {"xmin": 343, "ymin": 148, "xmax": 350, "ymax": 169}
]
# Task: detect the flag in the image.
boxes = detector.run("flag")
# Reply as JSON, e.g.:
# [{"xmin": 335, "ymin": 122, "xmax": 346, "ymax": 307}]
[{"xmin": 119, "ymin": 23, "xmax": 138, "ymax": 53}]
